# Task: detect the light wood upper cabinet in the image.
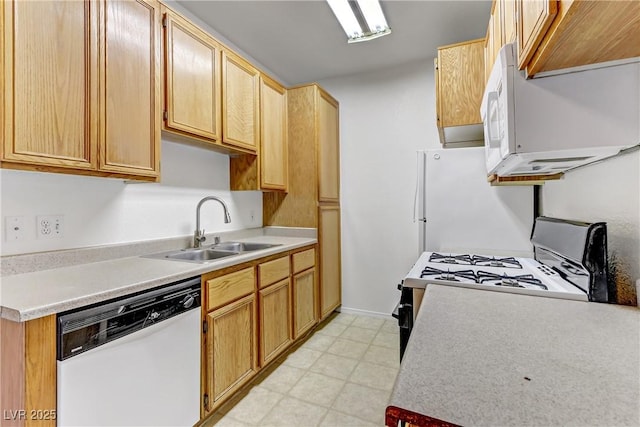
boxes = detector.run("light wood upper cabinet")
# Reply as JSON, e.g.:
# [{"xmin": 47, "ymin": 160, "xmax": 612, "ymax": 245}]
[
  {"xmin": 222, "ymin": 50, "xmax": 260, "ymax": 153},
  {"xmin": 99, "ymin": 0, "xmax": 161, "ymax": 178},
  {"xmin": 484, "ymin": 2, "xmax": 502, "ymax": 83},
  {"xmin": 517, "ymin": 0, "xmax": 558, "ymax": 70},
  {"xmin": 317, "ymin": 91, "xmax": 340, "ymax": 203},
  {"xmin": 259, "ymin": 75, "xmax": 288, "ymax": 191},
  {"xmin": 484, "ymin": 1, "xmax": 640, "ymax": 77},
  {"xmin": 319, "ymin": 205, "xmax": 341, "ymax": 319},
  {"xmin": 205, "ymin": 293, "xmax": 258, "ymax": 413},
  {"xmin": 436, "ymin": 39, "xmax": 485, "ymax": 139},
  {"xmin": 1, "ymin": 0, "xmax": 98, "ymax": 170},
  {"xmin": 502, "ymin": 0, "xmax": 516, "ymax": 45},
  {"xmin": 524, "ymin": 0, "xmax": 640, "ymax": 76},
  {"xmin": 485, "ymin": 0, "xmax": 515, "ymax": 82},
  {"xmin": 1, "ymin": 0, "xmax": 161, "ymax": 181},
  {"xmin": 163, "ymin": 9, "xmax": 221, "ymax": 142},
  {"xmin": 259, "ymin": 278, "xmax": 292, "ymax": 366},
  {"xmin": 229, "ymin": 74, "xmax": 288, "ymax": 192}
]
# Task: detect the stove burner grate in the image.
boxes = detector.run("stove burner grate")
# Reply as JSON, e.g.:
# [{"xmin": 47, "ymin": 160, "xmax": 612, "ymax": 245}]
[
  {"xmin": 429, "ymin": 253, "xmax": 523, "ymax": 269},
  {"xmin": 476, "ymin": 271, "xmax": 548, "ymax": 290},
  {"xmin": 420, "ymin": 267, "xmax": 476, "ymax": 283}
]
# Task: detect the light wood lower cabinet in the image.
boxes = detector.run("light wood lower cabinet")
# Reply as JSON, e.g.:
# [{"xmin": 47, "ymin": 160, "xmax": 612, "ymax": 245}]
[
  {"xmin": 205, "ymin": 293, "xmax": 258, "ymax": 412},
  {"xmin": 201, "ymin": 246, "xmax": 317, "ymax": 418},
  {"xmin": 319, "ymin": 206, "xmax": 342, "ymax": 319},
  {"xmin": 292, "ymin": 267, "xmax": 317, "ymax": 339},
  {"xmin": 259, "ymin": 278, "xmax": 292, "ymax": 366},
  {"xmin": 0, "ymin": 316, "xmax": 57, "ymax": 427}
]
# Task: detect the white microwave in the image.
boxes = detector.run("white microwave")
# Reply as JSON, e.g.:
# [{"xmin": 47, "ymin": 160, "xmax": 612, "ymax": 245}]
[{"xmin": 480, "ymin": 43, "xmax": 639, "ymax": 177}]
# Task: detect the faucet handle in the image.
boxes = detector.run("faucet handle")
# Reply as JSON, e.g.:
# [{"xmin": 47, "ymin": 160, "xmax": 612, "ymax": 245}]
[{"xmin": 213, "ymin": 236, "xmax": 221, "ymax": 244}]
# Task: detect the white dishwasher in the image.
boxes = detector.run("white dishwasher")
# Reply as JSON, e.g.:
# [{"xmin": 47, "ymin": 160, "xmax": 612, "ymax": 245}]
[{"xmin": 57, "ymin": 277, "xmax": 201, "ymax": 427}]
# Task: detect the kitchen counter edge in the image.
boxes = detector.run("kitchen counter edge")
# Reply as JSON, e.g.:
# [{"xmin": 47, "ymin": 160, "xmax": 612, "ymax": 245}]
[{"xmin": 1, "ymin": 235, "xmax": 316, "ymax": 322}]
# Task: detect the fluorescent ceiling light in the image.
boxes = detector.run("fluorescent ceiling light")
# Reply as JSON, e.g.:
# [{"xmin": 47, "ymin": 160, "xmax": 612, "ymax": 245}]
[{"xmin": 327, "ymin": 0, "xmax": 391, "ymax": 43}]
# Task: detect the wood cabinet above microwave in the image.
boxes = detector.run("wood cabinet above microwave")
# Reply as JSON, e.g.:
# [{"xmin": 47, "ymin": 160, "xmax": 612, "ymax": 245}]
[
  {"xmin": 492, "ymin": 0, "xmax": 640, "ymax": 78},
  {"xmin": 521, "ymin": 0, "xmax": 640, "ymax": 77}
]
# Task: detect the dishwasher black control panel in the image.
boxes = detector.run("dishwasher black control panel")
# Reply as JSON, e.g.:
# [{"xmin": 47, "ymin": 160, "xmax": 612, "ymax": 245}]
[{"xmin": 57, "ymin": 277, "xmax": 201, "ymax": 361}]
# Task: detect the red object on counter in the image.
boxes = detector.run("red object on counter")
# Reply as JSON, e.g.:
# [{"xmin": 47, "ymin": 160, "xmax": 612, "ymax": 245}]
[{"xmin": 385, "ymin": 405, "xmax": 461, "ymax": 427}]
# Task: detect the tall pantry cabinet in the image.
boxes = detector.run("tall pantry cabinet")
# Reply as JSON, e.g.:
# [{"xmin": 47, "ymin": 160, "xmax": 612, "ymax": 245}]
[{"xmin": 263, "ymin": 84, "xmax": 342, "ymax": 320}]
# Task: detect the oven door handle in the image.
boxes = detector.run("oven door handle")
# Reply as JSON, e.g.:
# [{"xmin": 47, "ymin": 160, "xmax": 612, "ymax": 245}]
[
  {"xmin": 391, "ymin": 302, "xmax": 400, "ymax": 320},
  {"xmin": 398, "ymin": 304, "xmax": 413, "ymax": 330}
]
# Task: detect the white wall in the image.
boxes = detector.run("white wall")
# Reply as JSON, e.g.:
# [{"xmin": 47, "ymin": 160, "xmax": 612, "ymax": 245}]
[
  {"xmin": 542, "ymin": 151, "xmax": 640, "ymax": 304},
  {"xmin": 0, "ymin": 139, "xmax": 262, "ymax": 256},
  {"xmin": 319, "ymin": 59, "xmax": 440, "ymax": 316}
]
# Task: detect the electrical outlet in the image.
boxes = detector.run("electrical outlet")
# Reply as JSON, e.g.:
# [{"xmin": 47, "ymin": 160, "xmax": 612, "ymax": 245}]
[
  {"xmin": 5, "ymin": 216, "xmax": 26, "ymax": 241},
  {"xmin": 37, "ymin": 215, "xmax": 64, "ymax": 239}
]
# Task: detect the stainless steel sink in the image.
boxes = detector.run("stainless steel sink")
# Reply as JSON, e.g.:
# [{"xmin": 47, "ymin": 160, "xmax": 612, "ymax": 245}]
[
  {"xmin": 143, "ymin": 241, "xmax": 281, "ymax": 263},
  {"xmin": 144, "ymin": 248, "xmax": 238, "ymax": 263},
  {"xmin": 211, "ymin": 241, "xmax": 281, "ymax": 252}
]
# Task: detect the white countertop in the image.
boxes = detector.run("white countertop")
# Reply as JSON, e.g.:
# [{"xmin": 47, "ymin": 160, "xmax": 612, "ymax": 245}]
[
  {"xmin": 388, "ymin": 285, "xmax": 640, "ymax": 426},
  {"xmin": 0, "ymin": 233, "xmax": 316, "ymax": 322}
]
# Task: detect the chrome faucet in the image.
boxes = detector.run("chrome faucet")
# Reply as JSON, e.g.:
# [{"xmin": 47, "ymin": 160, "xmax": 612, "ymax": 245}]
[{"xmin": 194, "ymin": 196, "xmax": 231, "ymax": 248}]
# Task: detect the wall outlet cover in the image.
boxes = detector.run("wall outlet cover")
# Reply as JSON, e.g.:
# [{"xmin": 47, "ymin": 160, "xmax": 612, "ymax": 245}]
[{"xmin": 37, "ymin": 215, "xmax": 64, "ymax": 239}]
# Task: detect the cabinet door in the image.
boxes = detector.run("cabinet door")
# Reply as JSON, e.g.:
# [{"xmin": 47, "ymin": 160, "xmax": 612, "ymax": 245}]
[
  {"xmin": 491, "ymin": 0, "xmax": 503, "ymax": 67},
  {"xmin": 484, "ymin": 13, "xmax": 495, "ymax": 83},
  {"xmin": 99, "ymin": 0, "xmax": 161, "ymax": 178},
  {"xmin": 260, "ymin": 75, "xmax": 288, "ymax": 191},
  {"xmin": 222, "ymin": 50, "xmax": 259, "ymax": 152},
  {"xmin": 517, "ymin": 0, "xmax": 557, "ymax": 69},
  {"xmin": 317, "ymin": 90, "xmax": 340, "ymax": 203},
  {"xmin": 259, "ymin": 278, "xmax": 292, "ymax": 366},
  {"xmin": 206, "ymin": 293, "xmax": 258, "ymax": 412},
  {"xmin": 436, "ymin": 39, "xmax": 485, "ymax": 128},
  {"xmin": 502, "ymin": 0, "xmax": 516, "ymax": 45},
  {"xmin": 163, "ymin": 10, "xmax": 221, "ymax": 142},
  {"xmin": 2, "ymin": 0, "xmax": 98, "ymax": 170},
  {"xmin": 293, "ymin": 267, "xmax": 317, "ymax": 339},
  {"xmin": 319, "ymin": 205, "xmax": 341, "ymax": 319}
]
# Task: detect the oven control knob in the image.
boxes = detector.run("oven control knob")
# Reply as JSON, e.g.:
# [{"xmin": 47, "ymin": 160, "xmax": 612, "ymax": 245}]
[{"xmin": 181, "ymin": 294, "xmax": 195, "ymax": 309}]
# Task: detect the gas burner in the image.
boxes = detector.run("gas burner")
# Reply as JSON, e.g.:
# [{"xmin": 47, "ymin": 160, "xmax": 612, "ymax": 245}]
[
  {"xmin": 472, "ymin": 255, "xmax": 522, "ymax": 269},
  {"xmin": 429, "ymin": 253, "xmax": 522, "ymax": 269},
  {"xmin": 476, "ymin": 271, "xmax": 548, "ymax": 290},
  {"xmin": 420, "ymin": 267, "xmax": 476, "ymax": 283},
  {"xmin": 429, "ymin": 253, "xmax": 473, "ymax": 265}
]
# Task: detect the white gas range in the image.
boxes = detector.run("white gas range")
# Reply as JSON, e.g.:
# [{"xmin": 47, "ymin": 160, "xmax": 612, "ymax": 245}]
[
  {"xmin": 403, "ymin": 251, "xmax": 587, "ymax": 301},
  {"xmin": 393, "ymin": 217, "xmax": 611, "ymax": 360}
]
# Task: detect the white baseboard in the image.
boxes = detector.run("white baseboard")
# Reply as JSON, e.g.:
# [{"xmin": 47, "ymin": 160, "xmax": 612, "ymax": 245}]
[{"xmin": 338, "ymin": 306, "xmax": 394, "ymax": 320}]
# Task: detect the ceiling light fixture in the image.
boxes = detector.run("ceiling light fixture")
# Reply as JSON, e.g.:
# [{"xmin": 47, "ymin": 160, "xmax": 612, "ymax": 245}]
[{"xmin": 327, "ymin": 0, "xmax": 391, "ymax": 44}]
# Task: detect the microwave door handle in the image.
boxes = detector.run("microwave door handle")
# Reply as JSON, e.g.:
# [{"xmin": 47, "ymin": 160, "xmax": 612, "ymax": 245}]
[{"xmin": 486, "ymin": 91, "xmax": 501, "ymax": 148}]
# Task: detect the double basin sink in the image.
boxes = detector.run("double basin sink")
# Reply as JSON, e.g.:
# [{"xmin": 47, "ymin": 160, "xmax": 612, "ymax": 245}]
[{"xmin": 145, "ymin": 241, "xmax": 281, "ymax": 263}]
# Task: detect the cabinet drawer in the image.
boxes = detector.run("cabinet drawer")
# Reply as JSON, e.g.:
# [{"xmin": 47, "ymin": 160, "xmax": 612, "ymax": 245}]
[
  {"xmin": 292, "ymin": 248, "xmax": 315, "ymax": 274},
  {"xmin": 258, "ymin": 256, "xmax": 290, "ymax": 289},
  {"xmin": 207, "ymin": 267, "xmax": 255, "ymax": 311}
]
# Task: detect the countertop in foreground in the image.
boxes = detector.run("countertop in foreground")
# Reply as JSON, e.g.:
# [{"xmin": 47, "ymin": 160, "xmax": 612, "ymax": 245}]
[
  {"xmin": 1, "ymin": 231, "xmax": 316, "ymax": 322},
  {"xmin": 387, "ymin": 285, "xmax": 640, "ymax": 426}
]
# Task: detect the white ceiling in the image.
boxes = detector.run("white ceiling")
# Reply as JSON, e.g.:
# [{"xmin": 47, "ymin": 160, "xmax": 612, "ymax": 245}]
[{"xmin": 177, "ymin": 0, "xmax": 492, "ymax": 86}]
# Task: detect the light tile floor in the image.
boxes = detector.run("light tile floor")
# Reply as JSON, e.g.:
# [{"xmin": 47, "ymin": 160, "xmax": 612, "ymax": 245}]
[{"xmin": 202, "ymin": 312, "xmax": 400, "ymax": 427}]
